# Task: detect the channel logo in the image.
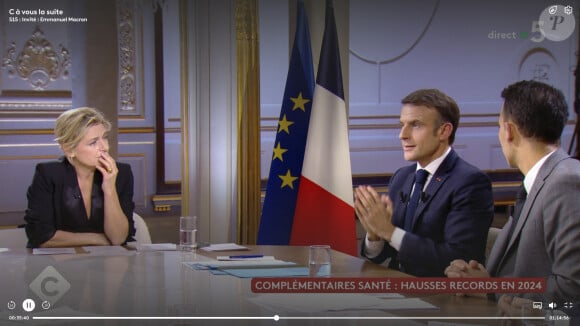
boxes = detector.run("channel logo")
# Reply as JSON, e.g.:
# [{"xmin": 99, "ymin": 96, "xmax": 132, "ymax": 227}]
[
  {"xmin": 29, "ymin": 266, "xmax": 70, "ymax": 305},
  {"xmin": 538, "ymin": 4, "xmax": 576, "ymax": 42},
  {"xmin": 488, "ymin": 4, "xmax": 576, "ymax": 42}
]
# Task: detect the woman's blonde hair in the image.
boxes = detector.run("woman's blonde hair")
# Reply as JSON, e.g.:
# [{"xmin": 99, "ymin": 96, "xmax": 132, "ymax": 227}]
[{"xmin": 54, "ymin": 107, "xmax": 111, "ymax": 151}]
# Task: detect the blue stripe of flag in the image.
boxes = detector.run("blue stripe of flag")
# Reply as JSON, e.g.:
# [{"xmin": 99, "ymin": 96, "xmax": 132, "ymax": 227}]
[
  {"xmin": 257, "ymin": 0, "xmax": 315, "ymax": 245},
  {"xmin": 315, "ymin": 0, "xmax": 344, "ymax": 100}
]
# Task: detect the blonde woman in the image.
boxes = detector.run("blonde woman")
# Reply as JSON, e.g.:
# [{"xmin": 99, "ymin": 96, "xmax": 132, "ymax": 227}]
[{"xmin": 25, "ymin": 107, "xmax": 135, "ymax": 248}]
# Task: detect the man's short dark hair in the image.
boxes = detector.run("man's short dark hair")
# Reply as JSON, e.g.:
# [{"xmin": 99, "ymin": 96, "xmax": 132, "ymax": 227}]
[
  {"xmin": 501, "ymin": 80, "xmax": 569, "ymax": 145},
  {"xmin": 401, "ymin": 89, "xmax": 460, "ymax": 145}
]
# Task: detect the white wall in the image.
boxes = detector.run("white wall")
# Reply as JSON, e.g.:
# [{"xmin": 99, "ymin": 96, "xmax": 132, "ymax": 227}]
[{"xmin": 260, "ymin": 0, "xmax": 578, "ymax": 177}]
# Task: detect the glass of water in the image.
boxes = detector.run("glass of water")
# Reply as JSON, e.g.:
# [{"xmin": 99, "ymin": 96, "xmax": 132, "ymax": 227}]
[
  {"xmin": 309, "ymin": 245, "xmax": 331, "ymax": 277},
  {"xmin": 179, "ymin": 216, "xmax": 198, "ymax": 251}
]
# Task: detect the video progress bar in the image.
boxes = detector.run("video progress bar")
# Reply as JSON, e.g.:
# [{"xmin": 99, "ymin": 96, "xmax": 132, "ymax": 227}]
[{"xmin": 34, "ymin": 315, "xmax": 546, "ymax": 321}]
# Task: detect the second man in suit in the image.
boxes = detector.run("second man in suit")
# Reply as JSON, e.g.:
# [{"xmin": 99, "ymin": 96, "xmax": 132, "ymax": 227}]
[
  {"xmin": 445, "ymin": 80, "xmax": 579, "ymax": 318},
  {"xmin": 355, "ymin": 89, "xmax": 494, "ymax": 277}
]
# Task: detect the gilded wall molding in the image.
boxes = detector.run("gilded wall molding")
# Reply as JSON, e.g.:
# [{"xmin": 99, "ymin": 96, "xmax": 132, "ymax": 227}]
[
  {"xmin": 117, "ymin": 0, "xmax": 138, "ymax": 113},
  {"xmin": 260, "ymin": 121, "xmax": 515, "ymax": 132},
  {"xmin": 235, "ymin": 0, "xmax": 258, "ymax": 41},
  {"xmin": 178, "ymin": 0, "xmax": 190, "ymax": 216},
  {"xmin": 0, "ymin": 127, "xmax": 156, "ymax": 136},
  {"xmin": 1, "ymin": 26, "xmax": 70, "ymax": 91},
  {"xmin": 236, "ymin": 0, "xmax": 261, "ymax": 245},
  {"xmin": 261, "ymin": 113, "xmax": 500, "ymax": 121}
]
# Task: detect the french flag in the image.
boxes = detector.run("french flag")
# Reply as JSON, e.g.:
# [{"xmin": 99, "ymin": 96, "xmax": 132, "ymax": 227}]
[{"xmin": 290, "ymin": 0, "xmax": 357, "ymax": 256}]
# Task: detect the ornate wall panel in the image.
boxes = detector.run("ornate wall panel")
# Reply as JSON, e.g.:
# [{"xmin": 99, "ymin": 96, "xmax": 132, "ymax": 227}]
[
  {"xmin": 0, "ymin": 0, "xmax": 158, "ymax": 224},
  {"xmin": 116, "ymin": 0, "xmax": 147, "ymax": 118},
  {"xmin": 0, "ymin": 0, "xmax": 73, "ymax": 117}
]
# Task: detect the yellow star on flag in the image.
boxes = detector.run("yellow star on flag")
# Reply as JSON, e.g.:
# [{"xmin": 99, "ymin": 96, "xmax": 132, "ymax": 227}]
[
  {"xmin": 278, "ymin": 169, "xmax": 298, "ymax": 189},
  {"xmin": 290, "ymin": 92, "xmax": 310, "ymax": 112},
  {"xmin": 272, "ymin": 142, "xmax": 288, "ymax": 162},
  {"xmin": 278, "ymin": 114, "xmax": 294, "ymax": 134}
]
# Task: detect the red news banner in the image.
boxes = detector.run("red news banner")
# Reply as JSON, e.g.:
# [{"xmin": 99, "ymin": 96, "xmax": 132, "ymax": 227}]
[{"xmin": 251, "ymin": 277, "xmax": 545, "ymax": 294}]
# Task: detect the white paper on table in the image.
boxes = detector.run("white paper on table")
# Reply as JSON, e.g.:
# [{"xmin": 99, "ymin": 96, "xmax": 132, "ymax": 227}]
[
  {"xmin": 200, "ymin": 243, "xmax": 248, "ymax": 251},
  {"xmin": 325, "ymin": 310, "xmax": 425, "ymax": 325},
  {"xmin": 136, "ymin": 243, "xmax": 177, "ymax": 252},
  {"xmin": 250, "ymin": 293, "xmax": 433, "ymax": 314},
  {"xmin": 216, "ymin": 255, "xmax": 275, "ymax": 261},
  {"xmin": 191, "ymin": 259, "xmax": 296, "ymax": 269},
  {"xmin": 353, "ymin": 298, "xmax": 438, "ymax": 311},
  {"xmin": 32, "ymin": 248, "xmax": 76, "ymax": 255},
  {"xmin": 367, "ymin": 293, "xmax": 405, "ymax": 299},
  {"xmin": 82, "ymin": 245, "xmax": 133, "ymax": 256}
]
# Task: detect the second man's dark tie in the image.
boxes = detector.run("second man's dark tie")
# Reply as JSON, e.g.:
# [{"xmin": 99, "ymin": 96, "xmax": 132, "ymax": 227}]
[{"xmin": 404, "ymin": 169, "xmax": 429, "ymax": 231}]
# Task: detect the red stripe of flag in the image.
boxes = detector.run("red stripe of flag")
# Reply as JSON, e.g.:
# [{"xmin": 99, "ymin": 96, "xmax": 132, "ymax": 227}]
[{"xmin": 291, "ymin": 177, "xmax": 357, "ymax": 256}]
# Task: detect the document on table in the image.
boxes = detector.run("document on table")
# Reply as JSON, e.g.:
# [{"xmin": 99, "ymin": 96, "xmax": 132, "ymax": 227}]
[
  {"xmin": 368, "ymin": 293, "xmax": 405, "ymax": 299},
  {"xmin": 135, "ymin": 243, "xmax": 177, "ymax": 252},
  {"xmin": 220, "ymin": 267, "xmax": 309, "ymax": 278},
  {"xmin": 332, "ymin": 298, "xmax": 438, "ymax": 311},
  {"xmin": 82, "ymin": 245, "xmax": 133, "ymax": 256},
  {"xmin": 32, "ymin": 248, "xmax": 76, "ymax": 255},
  {"xmin": 200, "ymin": 243, "xmax": 248, "ymax": 251},
  {"xmin": 249, "ymin": 293, "xmax": 438, "ymax": 313},
  {"xmin": 184, "ymin": 259, "xmax": 297, "ymax": 270},
  {"xmin": 216, "ymin": 255, "xmax": 275, "ymax": 261}
]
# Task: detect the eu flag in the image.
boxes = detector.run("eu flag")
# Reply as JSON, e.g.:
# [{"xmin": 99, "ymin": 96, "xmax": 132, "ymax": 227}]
[{"xmin": 257, "ymin": 0, "xmax": 315, "ymax": 245}]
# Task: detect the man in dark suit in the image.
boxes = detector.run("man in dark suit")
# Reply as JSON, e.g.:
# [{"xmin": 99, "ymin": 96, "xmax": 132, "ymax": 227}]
[
  {"xmin": 355, "ymin": 89, "xmax": 494, "ymax": 277},
  {"xmin": 445, "ymin": 81, "xmax": 579, "ymax": 319}
]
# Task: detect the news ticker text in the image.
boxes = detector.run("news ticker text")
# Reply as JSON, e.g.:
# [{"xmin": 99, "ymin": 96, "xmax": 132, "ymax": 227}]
[{"xmin": 251, "ymin": 277, "xmax": 545, "ymax": 294}]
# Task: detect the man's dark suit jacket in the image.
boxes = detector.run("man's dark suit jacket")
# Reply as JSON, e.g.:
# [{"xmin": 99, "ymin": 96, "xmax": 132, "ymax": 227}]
[
  {"xmin": 24, "ymin": 157, "xmax": 135, "ymax": 248},
  {"xmin": 486, "ymin": 149, "xmax": 580, "ymax": 309},
  {"xmin": 361, "ymin": 149, "xmax": 494, "ymax": 276}
]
